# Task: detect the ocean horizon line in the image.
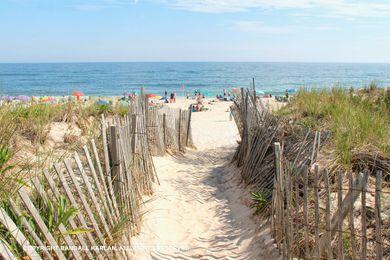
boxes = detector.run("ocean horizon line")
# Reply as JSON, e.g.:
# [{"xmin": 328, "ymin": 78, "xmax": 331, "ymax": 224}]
[{"xmin": 1, "ymin": 61, "xmax": 390, "ymax": 65}]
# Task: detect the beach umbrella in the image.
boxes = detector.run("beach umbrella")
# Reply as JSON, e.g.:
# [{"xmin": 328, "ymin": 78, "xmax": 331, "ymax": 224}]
[
  {"xmin": 149, "ymin": 95, "xmax": 162, "ymax": 100},
  {"xmin": 15, "ymin": 95, "xmax": 30, "ymax": 101},
  {"xmin": 146, "ymin": 93, "xmax": 157, "ymax": 98},
  {"xmin": 1, "ymin": 95, "xmax": 14, "ymax": 101},
  {"xmin": 287, "ymin": 88, "xmax": 296, "ymax": 93},
  {"xmin": 72, "ymin": 91, "xmax": 84, "ymax": 101},
  {"xmin": 41, "ymin": 96, "xmax": 55, "ymax": 103}
]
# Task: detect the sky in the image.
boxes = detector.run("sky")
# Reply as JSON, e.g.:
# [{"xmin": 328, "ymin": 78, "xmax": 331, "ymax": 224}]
[{"xmin": 0, "ymin": 0, "xmax": 390, "ymax": 63}]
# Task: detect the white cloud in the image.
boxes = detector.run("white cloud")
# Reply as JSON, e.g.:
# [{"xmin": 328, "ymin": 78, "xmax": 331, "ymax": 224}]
[
  {"xmin": 166, "ymin": 0, "xmax": 390, "ymax": 18},
  {"xmin": 232, "ymin": 21, "xmax": 335, "ymax": 34}
]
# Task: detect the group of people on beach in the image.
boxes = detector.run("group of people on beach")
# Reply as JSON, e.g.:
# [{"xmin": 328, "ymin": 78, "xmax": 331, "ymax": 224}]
[
  {"xmin": 162, "ymin": 91, "xmax": 177, "ymax": 103},
  {"xmin": 216, "ymin": 89, "xmax": 233, "ymax": 101}
]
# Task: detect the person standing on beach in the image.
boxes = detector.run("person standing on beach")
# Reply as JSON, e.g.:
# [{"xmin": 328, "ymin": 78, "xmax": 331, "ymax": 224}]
[{"xmin": 170, "ymin": 92, "xmax": 175, "ymax": 103}]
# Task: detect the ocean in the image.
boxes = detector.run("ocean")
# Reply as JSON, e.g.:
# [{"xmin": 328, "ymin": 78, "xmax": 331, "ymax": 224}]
[{"xmin": 1, "ymin": 62, "xmax": 390, "ymax": 96}]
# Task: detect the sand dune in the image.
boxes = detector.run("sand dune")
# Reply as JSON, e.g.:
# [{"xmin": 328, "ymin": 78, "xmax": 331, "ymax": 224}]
[{"xmin": 130, "ymin": 101, "xmax": 281, "ymax": 259}]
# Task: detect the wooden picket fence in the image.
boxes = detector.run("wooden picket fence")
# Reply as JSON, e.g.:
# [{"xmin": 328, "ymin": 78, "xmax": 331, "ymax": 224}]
[
  {"xmin": 146, "ymin": 106, "xmax": 194, "ymax": 156},
  {"xmin": 231, "ymin": 88, "xmax": 388, "ymax": 259},
  {"xmin": 0, "ymin": 92, "xmax": 194, "ymax": 259},
  {"xmin": 272, "ymin": 142, "xmax": 386, "ymax": 259},
  {"xmin": 231, "ymin": 88, "xmax": 329, "ymax": 200}
]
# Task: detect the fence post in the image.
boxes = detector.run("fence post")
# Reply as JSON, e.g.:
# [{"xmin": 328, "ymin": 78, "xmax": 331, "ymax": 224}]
[
  {"xmin": 285, "ymin": 164, "xmax": 292, "ymax": 259},
  {"xmin": 337, "ymin": 172, "xmax": 344, "ymax": 260},
  {"xmin": 252, "ymin": 77, "xmax": 257, "ymax": 103},
  {"xmin": 178, "ymin": 109, "xmax": 182, "ymax": 151},
  {"xmin": 293, "ymin": 176, "xmax": 300, "ymax": 256},
  {"xmin": 303, "ymin": 165, "xmax": 309, "ymax": 259},
  {"xmin": 240, "ymin": 87, "xmax": 245, "ymax": 105},
  {"xmin": 101, "ymin": 115, "xmax": 121, "ymax": 221},
  {"xmin": 310, "ymin": 131, "xmax": 318, "ymax": 165},
  {"xmin": 144, "ymin": 96, "xmax": 149, "ymax": 123},
  {"xmin": 131, "ymin": 115, "xmax": 138, "ymax": 153},
  {"xmin": 274, "ymin": 142, "xmax": 284, "ymax": 256},
  {"xmin": 375, "ymin": 171, "xmax": 383, "ymax": 260},
  {"xmin": 349, "ymin": 171, "xmax": 357, "ymax": 259},
  {"xmin": 314, "ymin": 165, "xmax": 320, "ymax": 259},
  {"xmin": 271, "ymin": 176, "xmax": 277, "ymax": 243},
  {"xmin": 186, "ymin": 105, "xmax": 192, "ymax": 147},
  {"xmin": 110, "ymin": 126, "xmax": 120, "ymax": 195},
  {"xmin": 163, "ymin": 113, "xmax": 167, "ymax": 147},
  {"xmin": 318, "ymin": 171, "xmax": 368, "ymax": 257},
  {"xmin": 324, "ymin": 169, "xmax": 332, "ymax": 259},
  {"xmin": 362, "ymin": 171, "xmax": 367, "ymax": 260}
]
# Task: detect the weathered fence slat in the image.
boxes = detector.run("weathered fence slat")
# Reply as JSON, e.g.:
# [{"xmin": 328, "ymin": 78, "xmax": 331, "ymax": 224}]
[
  {"xmin": 0, "ymin": 207, "xmax": 42, "ymax": 260},
  {"xmin": 83, "ymin": 145, "xmax": 115, "ymax": 228},
  {"xmin": 348, "ymin": 171, "xmax": 357, "ymax": 259},
  {"xmin": 293, "ymin": 176, "xmax": 300, "ymax": 257},
  {"xmin": 44, "ymin": 167, "xmax": 103, "ymax": 260},
  {"xmin": 375, "ymin": 171, "xmax": 383, "ymax": 260},
  {"xmin": 0, "ymin": 240, "xmax": 16, "ymax": 260},
  {"xmin": 74, "ymin": 152, "xmax": 113, "ymax": 241},
  {"xmin": 91, "ymin": 139, "xmax": 119, "ymax": 223},
  {"xmin": 303, "ymin": 165, "xmax": 309, "ymax": 259},
  {"xmin": 18, "ymin": 187, "xmax": 67, "ymax": 260},
  {"xmin": 274, "ymin": 142, "xmax": 283, "ymax": 253},
  {"xmin": 337, "ymin": 172, "xmax": 344, "ymax": 260},
  {"xmin": 361, "ymin": 172, "xmax": 367, "ymax": 260},
  {"xmin": 101, "ymin": 115, "xmax": 121, "ymax": 220},
  {"xmin": 324, "ymin": 169, "xmax": 332, "ymax": 260},
  {"xmin": 58, "ymin": 224, "xmax": 83, "ymax": 260},
  {"xmin": 63, "ymin": 159, "xmax": 106, "ymax": 245},
  {"xmin": 9, "ymin": 199, "xmax": 54, "ymax": 260},
  {"xmin": 285, "ymin": 164, "xmax": 292, "ymax": 259},
  {"xmin": 31, "ymin": 177, "xmax": 84, "ymax": 260},
  {"xmin": 318, "ymin": 171, "xmax": 368, "ymax": 257},
  {"xmin": 314, "ymin": 165, "xmax": 320, "ymax": 259},
  {"xmin": 40, "ymin": 173, "xmax": 96, "ymax": 259}
]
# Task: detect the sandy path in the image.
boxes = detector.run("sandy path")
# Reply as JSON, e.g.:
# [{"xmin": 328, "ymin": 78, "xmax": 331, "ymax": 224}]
[{"xmin": 130, "ymin": 101, "xmax": 280, "ymax": 259}]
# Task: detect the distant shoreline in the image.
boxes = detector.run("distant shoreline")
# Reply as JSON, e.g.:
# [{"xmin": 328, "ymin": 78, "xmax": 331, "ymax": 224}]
[{"xmin": 1, "ymin": 62, "xmax": 390, "ymax": 96}]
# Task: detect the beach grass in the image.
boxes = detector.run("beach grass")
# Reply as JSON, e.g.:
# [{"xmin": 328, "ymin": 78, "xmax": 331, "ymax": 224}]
[
  {"xmin": 0, "ymin": 100, "xmax": 131, "ymax": 203},
  {"xmin": 277, "ymin": 85, "xmax": 390, "ymax": 166}
]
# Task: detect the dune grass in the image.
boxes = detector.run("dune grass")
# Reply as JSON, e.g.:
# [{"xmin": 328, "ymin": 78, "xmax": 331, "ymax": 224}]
[
  {"xmin": 0, "ymin": 100, "xmax": 131, "ymax": 202},
  {"xmin": 0, "ymin": 100, "xmax": 134, "ymax": 256},
  {"xmin": 277, "ymin": 86, "xmax": 390, "ymax": 166}
]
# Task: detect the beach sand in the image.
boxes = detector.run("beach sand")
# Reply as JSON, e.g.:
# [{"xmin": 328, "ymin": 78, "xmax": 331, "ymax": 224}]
[{"xmin": 130, "ymin": 100, "xmax": 281, "ymax": 259}]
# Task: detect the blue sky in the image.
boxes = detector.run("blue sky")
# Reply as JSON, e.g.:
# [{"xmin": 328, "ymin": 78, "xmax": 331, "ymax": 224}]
[{"xmin": 0, "ymin": 0, "xmax": 390, "ymax": 62}]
